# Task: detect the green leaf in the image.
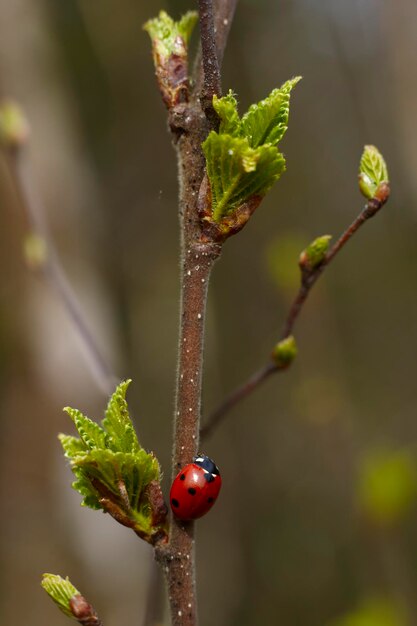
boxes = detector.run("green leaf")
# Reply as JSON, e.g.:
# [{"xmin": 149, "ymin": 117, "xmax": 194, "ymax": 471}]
[
  {"xmin": 272, "ymin": 336, "xmax": 298, "ymax": 368},
  {"xmin": 143, "ymin": 11, "xmax": 197, "ymax": 109},
  {"xmin": 41, "ymin": 574, "xmax": 79, "ymax": 618},
  {"xmin": 213, "ymin": 91, "xmax": 241, "ymax": 136},
  {"xmin": 241, "ymin": 77, "xmax": 301, "ymax": 148},
  {"xmin": 63, "ymin": 408, "xmax": 107, "ymax": 451},
  {"xmin": 102, "ymin": 379, "xmax": 139, "ymax": 453},
  {"xmin": 177, "ymin": 11, "xmax": 199, "ymax": 43},
  {"xmin": 75, "ymin": 449, "xmax": 159, "ymax": 508},
  {"xmin": 359, "ymin": 145, "xmax": 389, "ymax": 200},
  {"xmin": 59, "ymin": 380, "xmax": 167, "ymax": 543},
  {"xmin": 203, "ymin": 132, "xmax": 286, "ymax": 221},
  {"xmin": 71, "ymin": 470, "xmax": 101, "ymax": 510},
  {"xmin": 58, "ymin": 434, "xmax": 87, "ymax": 458},
  {"xmin": 201, "ymin": 78, "xmax": 300, "ymax": 237},
  {"xmin": 143, "ymin": 10, "xmax": 198, "ymax": 59}
]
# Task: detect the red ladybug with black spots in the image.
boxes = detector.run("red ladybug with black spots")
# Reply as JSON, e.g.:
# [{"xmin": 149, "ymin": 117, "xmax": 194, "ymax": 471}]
[{"xmin": 170, "ymin": 454, "xmax": 222, "ymax": 521}]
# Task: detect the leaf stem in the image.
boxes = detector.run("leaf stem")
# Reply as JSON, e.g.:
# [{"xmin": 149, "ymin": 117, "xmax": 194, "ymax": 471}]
[
  {"xmin": 5, "ymin": 147, "xmax": 117, "ymax": 396},
  {"xmin": 201, "ymin": 197, "xmax": 389, "ymax": 438}
]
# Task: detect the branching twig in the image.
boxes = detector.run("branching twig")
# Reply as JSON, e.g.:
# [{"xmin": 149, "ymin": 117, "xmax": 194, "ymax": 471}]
[
  {"xmin": 201, "ymin": 190, "xmax": 390, "ymax": 439},
  {"xmin": 4, "ymin": 144, "xmax": 117, "ymax": 396},
  {"xmin": 201, "ymin": 362, "xmax": 275, "ymax": 439}
]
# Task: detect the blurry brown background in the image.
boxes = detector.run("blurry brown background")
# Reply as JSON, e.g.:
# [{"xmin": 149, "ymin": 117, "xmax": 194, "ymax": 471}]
[{"xmin": 1, "ymin": 0, "xmax": 417, "ymax": 625}]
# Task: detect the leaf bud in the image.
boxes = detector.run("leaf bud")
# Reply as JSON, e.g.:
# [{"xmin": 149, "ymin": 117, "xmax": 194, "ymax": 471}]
[
  {"xmin": 299, "ymin": 235, "xmax": 331, "ymax": 272},
  {"xmin": 272, "ymin": 335, "xmax": 297, "ymax": 369}
]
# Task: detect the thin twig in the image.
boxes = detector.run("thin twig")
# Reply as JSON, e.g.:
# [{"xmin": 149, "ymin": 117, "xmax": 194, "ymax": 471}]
[
  {"xmin": 198, "ymin": 0, "xmax": 222, "ymax": 124},
  {"xmin": 201, "ymin": 362, "xmax": 275, "ymax": 439},
  {"xmin": 4, "ymin": 146, "xmax": 117, "ymax": 396},
  {"xmin": 201, "ymin": 195, "xmax": 389, "ymax": 439}
]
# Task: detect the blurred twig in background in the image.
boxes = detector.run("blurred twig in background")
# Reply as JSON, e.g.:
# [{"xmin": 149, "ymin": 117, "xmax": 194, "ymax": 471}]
[
  {"xmin": 0, "ymin": 101, "xmax": 117, "ymax": 395},
  {"xmin": 202, "ymin": 162, "xmax": 390, "ymax": 439}
]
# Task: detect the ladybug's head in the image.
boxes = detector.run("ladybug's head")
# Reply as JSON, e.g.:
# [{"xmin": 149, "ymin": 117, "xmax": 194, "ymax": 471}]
[{"xmin": 193, "ymin": 454, "xmax": 220, "ymax": 477}]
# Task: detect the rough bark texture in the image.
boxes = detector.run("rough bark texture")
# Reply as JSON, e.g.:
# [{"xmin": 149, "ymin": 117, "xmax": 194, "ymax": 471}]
[{"xmin": 156, "ymin": 106, "xmax": 221, "ymax": 626}]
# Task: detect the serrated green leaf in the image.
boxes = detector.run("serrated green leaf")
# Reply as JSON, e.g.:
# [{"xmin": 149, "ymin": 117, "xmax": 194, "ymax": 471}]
[
  {"xmin": 75, "ymin": 448, "xmax": 160, "ymax": 505},
  {"xmin": 203, "ymin": 132, "xmax": 286, "ymax": 221},
  {"xmin": 359, "ymin": 145, "xmax": 389, "ymax": 199},
  {"xmin": 102, "ymin": 379, "xmax": 139, "ymax": 453},
  {"xmin": 60, "ymin": 380, "xmax": 167, "ymax": 542},
  {"xmin": 241, "ymin": 77, "xmax": 301, "ymax": 148},
  {"xmin": 70, "ymin": 448, "xmax": 161, "ymax": 536},
  {"xmin": 213, "ymin": 91, "xmax": 241, "ymax": 136},
  {"xmin": 41, "ymin": 574, "xmax": 79, "ymax": 618},
  {"xmin": 177, "ymin": 11, "xmax": 199, "ymax": 43},
  {"xmin": 72, "ymin": 471, "xmax": 101, "ymax": 509},
  {"xmin": 63, "ymin": 408, "xmax": 107, "ymax": 451},
  {"xmin": 58, "ymin": 434, "xmax": 87, "ymax": 458}
]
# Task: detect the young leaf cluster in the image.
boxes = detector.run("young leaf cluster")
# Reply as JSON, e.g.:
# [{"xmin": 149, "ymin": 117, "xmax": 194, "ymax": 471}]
[
  {"xmin": 143, "ymin": 10, "xmax": 198, "ymax": 60},
  {"xmin": 202, "ymin": 78, "xmax": 301, "ymax": 225},
  {"xmin": 59, "ymin": 380, "xmax": 167, "ymax": 544},
  {"xmin": 359, "ymin": 144, "xmax": 389, "ymax": 200},
  {"xmin": 42, "ymin": 574, "xmax": 79, "ymax": 618},
  {"xmin": 143, "ymin": 11, "xmax": 198, "ymax": 108}
]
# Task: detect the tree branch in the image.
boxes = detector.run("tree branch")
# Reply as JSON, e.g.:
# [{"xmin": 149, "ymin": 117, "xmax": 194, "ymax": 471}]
[
  {"xmin": 201, "ymin": 192, "xmax": 390, "ymax": 439},
  {"xmin": 155, "ymin": 37, "xmax": 222, "ymax": 626},
  {"xmin": 155, "ymin": 100, "xmax": 221, "ymax": 625},
  {"xmin": 3, "ymin": 143, "xmax": 117, "ymax": 396},
  {"xmin": 145, "ymin": 4, "xmax": 238, "ymax": 623}
]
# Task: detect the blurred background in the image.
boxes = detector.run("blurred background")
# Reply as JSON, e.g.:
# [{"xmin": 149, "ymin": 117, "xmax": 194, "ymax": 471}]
[{"xmin": 1, "ymin": 0, "xmax": 417, "ymax": 624}]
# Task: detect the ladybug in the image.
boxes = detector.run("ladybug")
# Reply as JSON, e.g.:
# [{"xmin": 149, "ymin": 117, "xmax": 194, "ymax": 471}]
[{"xmin": 170, "ymin": 454, "xmax": 222, "ymax": 521}]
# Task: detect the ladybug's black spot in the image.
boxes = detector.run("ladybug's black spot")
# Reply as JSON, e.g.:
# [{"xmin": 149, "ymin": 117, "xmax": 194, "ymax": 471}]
[
  {"xmin": 180, "ymin": 474, "xmax": 186, "ymax": 481},
  {"xmin": 207, "ymin": 497, "xmax": 214, "ymax": 503},
  {"xmin": 171, "ymin": 498, "xmax": 179, "ymax": 508},
  {"xmin": 203, "ymin": 472, "xmax": 215, "ymax": 483},
  {"xmin": 188, "ymin": 488, "xmax": 196, "ymax": 495}
]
